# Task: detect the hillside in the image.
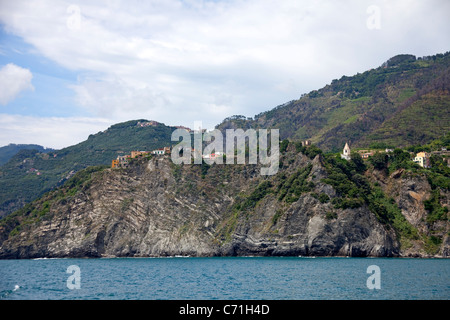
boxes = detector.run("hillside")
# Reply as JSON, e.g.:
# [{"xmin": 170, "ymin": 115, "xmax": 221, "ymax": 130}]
[
  {"xmin": 0, "ymin": 120, "xmax": 176, "ymax": 217},
  {"xmin": 217, "ymin": 52, "xmax": 450, "ymax": 152},
  {"xmin": 0, "ymin": 144, "xmax": 54, "ymax": 166},
  {"xmin": 1, "ymin": 51, "xmax": 449, "ymax": 219},
  {"xmin": 0, "ymin": 142, "xmax": 448, "ymax": 258}
]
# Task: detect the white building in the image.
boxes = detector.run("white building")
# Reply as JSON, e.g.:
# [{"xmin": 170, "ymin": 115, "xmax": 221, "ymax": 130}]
[
  {"xmin": 413, "ymin": 152, "xmax": 431, "ymax": 168},
  {"xmin": 341, "ymin": 142, "xmax": 351, "ymax": 160},
  {"xmin": 151, "ymin": 147, "xmax": 171, "ymax": 156}
]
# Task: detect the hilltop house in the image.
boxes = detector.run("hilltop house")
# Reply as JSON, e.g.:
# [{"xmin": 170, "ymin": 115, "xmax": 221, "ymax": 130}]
[
  {"xmin": 358, "ymin": 150, "xmax": 375, "ymax": 159},
  {"xmin": 202, "ymin": 151, "xmax": 224, "ymax": 160},
  {"xmin": 302, "ymin": 140, "xmax": 311, "ymax": 146},
  {"xmin": 131, "ymin": 150, "xmax": 150, "ymax": 158},
  {"xmin": 137, "ymin": 121, "xmax": 159, "ymax": 127},
  {"xmin": 111, "ymin": 155, "xmax": 131, "ymax": 168},
  {"xmin": 111, "ymin": 159, "xmax": 119, "ymax": 168},
  {"xmin": 151, "ymin": 147, "xmax": 171, "ymax": 155},
  {"xmin": 413, "ymin": 152, "xmax": 431, "ymax": 168},
  {"xmin": 341, "ymin": 142, "xmax": 351, "ymax": 160}
]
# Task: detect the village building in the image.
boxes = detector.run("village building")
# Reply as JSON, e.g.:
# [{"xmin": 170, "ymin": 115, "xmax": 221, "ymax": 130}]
[
  {"xmin": 302, "ymin": 140, "xmax": 311, "ymax": 147},
  {"xmin": 357, "ymin": 150, "xmax": 375, "ymax": 159},
  {"xmin": 413, "ymin": 152, "xmax": 431, "ymax": 168},
  {"xmin": 111, "ymin": 155, "xmax": 131, "ymax": 168},
  {"xmin": 151, "ymin": 147, "xmax": 171, "ymax": 155},
  {"xmin": 202, "ymin": 151, "xmax": 224, "ymax": 160},
  {"xmin": 360, "ymin": 151, "xmax": 374, "ymax": 159},
  {"xmin": 131, "ymin": 150, "xmax": 150, "ymax": 158},
  {"xmin": 341, "ymin": 142, "xmax": 351, "ymax": 160},
  {"xmin": 111, "ymin": 159, "xmax": 119, "ymax": 168},
  {"xmin": 137, "ymin": 121, "xmax": 159, "ymax": 127},
  {"xmin": 110, "ymin": 146, "xmax": 171, "ymax": 168},
  {"xmin": 118, "ymin": 155, "xmax": 130, "ymax": 162}
]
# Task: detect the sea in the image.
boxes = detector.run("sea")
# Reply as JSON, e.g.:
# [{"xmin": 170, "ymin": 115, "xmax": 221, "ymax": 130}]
[{"xmin": 0, "ymin": 257, "xmax": 448, "ymax": 300}]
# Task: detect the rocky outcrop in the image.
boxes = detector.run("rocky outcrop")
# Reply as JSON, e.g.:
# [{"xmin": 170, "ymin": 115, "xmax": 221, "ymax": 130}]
[
  {"xmin": 370, "ymin": 168, "xmax": 449, "ymax": 257},
  {"xmin": 0, "ymin": 149, "xmax": 441, "ymax": 259}
]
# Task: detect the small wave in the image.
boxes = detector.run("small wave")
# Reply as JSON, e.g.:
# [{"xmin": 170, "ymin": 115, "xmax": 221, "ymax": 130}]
[{"xmin": 0, "ymin": 285, "xmax": 21, "ymax": 299}]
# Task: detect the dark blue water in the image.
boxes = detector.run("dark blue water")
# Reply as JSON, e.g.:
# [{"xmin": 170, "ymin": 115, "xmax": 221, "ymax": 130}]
[{"xmin": 0, "ymin": 257, "xmax": 448, "ymax": 300}]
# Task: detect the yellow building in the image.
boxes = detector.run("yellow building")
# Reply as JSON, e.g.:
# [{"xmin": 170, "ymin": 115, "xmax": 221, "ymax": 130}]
[{"xmin": 413, "ymin": 152, "xmax": 431, "ymax": 168}]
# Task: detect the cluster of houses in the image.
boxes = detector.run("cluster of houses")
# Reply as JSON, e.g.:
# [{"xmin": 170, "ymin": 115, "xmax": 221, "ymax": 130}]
[
  {"xmin": 137, "ymin": 121, "xmax": 160, "ymax": 127},
  {"xmin": 340, "ymin": 142, "xmax": 449, "ymax": 168},
  {"xmin": 111, "ymin": 141, "xmax": 446, "ymax": 169},
  {"xmin": 341, "ymin": 142, "xmax": 395, "ymax": 161},
  {"xmin": 137, "ymin": 121, "xmax": 209, "ymax": 134},
  {"xmin": 111, "ymin": 146, "xmax": 228, "ymax": 168},
  {"xmin": 111, "ymin": 147, "xmax": 171, "ymax": 168}
]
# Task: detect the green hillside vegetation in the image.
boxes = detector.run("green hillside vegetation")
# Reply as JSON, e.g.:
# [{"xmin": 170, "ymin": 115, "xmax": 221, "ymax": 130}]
[
  {"xmin": 1, "ymin": 52, "xmax": 449, "ymax": 220},
  {"xmin": 0, "ymin": 120, "xmax": 175, "ymax": 217},
  {"xmin": 0, "ymin": 165, "xmax": 109, "ymax": 242},
  {"xmin": 217, "ymin": 52, "xmax": 450, "ymax": 152},
  {"xmin": 0, "ymin": 144, "xmax": 54, "ymax": 166},
  {"xmin": 1, "ymin": 133, "xmax": 448, "ymax": 255},
  {"xmin": 212, "ymin": 133, "xmax": 448, "ymax": 252},
  {"xmin": 314, "ymin": 140, "xmax": 447, "ymax": 253}
]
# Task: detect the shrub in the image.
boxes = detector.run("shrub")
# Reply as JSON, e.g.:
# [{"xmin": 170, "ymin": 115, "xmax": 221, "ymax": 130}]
[
  {"xmin": 318, "ymin": 193, "xmax": 330, "ymax": 203},
  {"xmin": 304, "ymin": 145, "xmax": 323, "ymax": 159},
  {"xmin": 272, "ymin": 209, "xmax": 284, "ymax": 225},
  {"xmin": 325, "ymin": 211, "xmax": 337, "ymax": 220},
  {"xmin": 280, "ymin": 139, "xmax": 289, "ymax": 153},
  {"xmin": 240, "ymin": 180, "xmax": 273, "ymax": 210},
  {"xmin": 277, "ymin": 164, "xmax": 313, "ymax": 202},
  {"xmin": 369, "ymin": 152, "xmax": 389, "ymax": 170},
  {"xmin": 423, "ymin": 189, "xmax": 448, "ymax": 223}
]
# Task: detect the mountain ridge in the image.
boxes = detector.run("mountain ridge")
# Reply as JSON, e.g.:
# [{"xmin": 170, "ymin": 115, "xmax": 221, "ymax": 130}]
[
  {"xmin": 216, "ymin": 52, "xmax": 450, "ymax": 151},
  {"xmin": 0, "ymin": 144, "xmax": 54, "ymax": 166},
  {"xmin": 0, "ymin": 120, "xmax": 176, "ymax": 217},
  {"xmin": 0, "ymin": 51, "xmax": 449, "ymax": 220}
]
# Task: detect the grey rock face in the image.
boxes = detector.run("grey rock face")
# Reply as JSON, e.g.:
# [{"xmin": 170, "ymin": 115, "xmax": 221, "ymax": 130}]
[{"xmin": 0, "ymin": 151, "xmax": 431, "ymax": 259}]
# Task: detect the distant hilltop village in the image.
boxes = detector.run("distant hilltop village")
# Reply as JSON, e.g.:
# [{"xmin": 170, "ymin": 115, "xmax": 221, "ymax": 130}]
[
  {"xmin": 111, "ymin": 147, "xmax": 227, "ymax": 168},
  {"xmin": 112, "ymin": 120, "xmax": 448, "ymax": 170},
  {"xmin": 111, "ymin": 139, "xmax": 449, "ymax": 169},
  {"xmin": 137, "ymin": 120, "xmax": 206, "ymax": 134},
  {"xmin": 110, "ymin": 121, "xmax": 212, "ymax": 168}
]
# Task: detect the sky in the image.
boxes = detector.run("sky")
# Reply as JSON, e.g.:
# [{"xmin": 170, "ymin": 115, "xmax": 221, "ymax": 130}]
[{"xmin": 0, "ymin": 0, "xmax": 449, "ymax": 149}]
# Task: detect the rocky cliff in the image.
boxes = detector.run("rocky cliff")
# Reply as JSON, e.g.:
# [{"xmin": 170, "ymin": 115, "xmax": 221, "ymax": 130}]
[
  {"xmin": 0, "ymin": 146, "xmax": 447, "ymax": 259},
  {"xmin": 370, "ymin": 168, "xmax": 449, "ymax": 257}
]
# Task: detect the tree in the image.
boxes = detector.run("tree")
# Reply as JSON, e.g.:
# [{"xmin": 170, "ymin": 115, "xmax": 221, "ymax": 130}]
[
  {"xmin": 350, "ymin": 152, "xmax": 366, "ymax": 173},
  {"xmin": 280, "ymin": 139, "xmax": 289, "ymax": 153},
  {"xmin": 370, "ymin": 152, "xmax": 388, "ymax": 170}
]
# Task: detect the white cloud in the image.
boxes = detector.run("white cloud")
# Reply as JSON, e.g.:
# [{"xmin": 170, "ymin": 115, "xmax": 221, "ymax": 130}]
[
  {"xmin": 0, "ymin": 114, "xmax": 114, "ymax": 149},
  {"xmin": 0, "ymin": 63, "xmax": 34, "ymax": 105},
  {"xmin": 0, "ymin": 0, "xmax": 449, "ymax": 133}
]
